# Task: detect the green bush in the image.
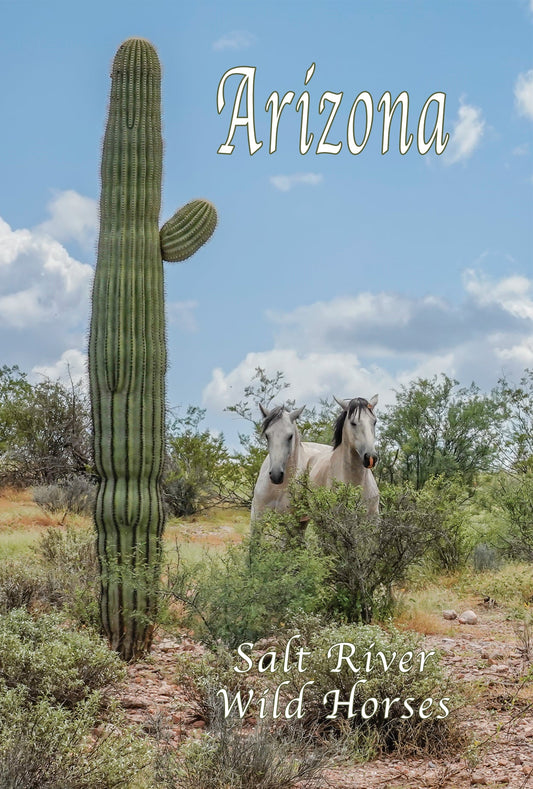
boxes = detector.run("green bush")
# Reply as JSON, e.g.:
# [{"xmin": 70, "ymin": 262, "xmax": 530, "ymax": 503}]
[
  {"xmin": 277, "ymin": 618, "xmax": 457, "ymax": 758},
  {"xmin": 413, "ymin": 476, "xmax": 474, "ymax": 571},
  {"xmin": 0, "ymin": 560, "xmax": 43, "ymax": 613},
  {"xmin": 38, "ymin": 526, "xmax": 100, "ymax": 628},
  {"xmin": 156, "ymin": 722, "xmax": 325, "ymax": 789},
  {"xmin": 173, "ymin": 649, "xmax": 250, "ymax": 728},
  {"xmin": 166, "ymin": 529, "xmax": 332, "ymax": 649},
  {"xmin": 491, "ymin": 471, "xmax": 533, "ymax": 562},
  {"xmin": 292, "ymin": 480, "xmax": 430, "ymax": 623},
  {"xmin": 0, "ymin": 609, "xmax": 125, "ymax": 707},
  {"xmin": 457, "ymin": 563, "xmax": 533, "ymax": 609},
  {"xmin": 0, "ymin": 683, "xmax": 151, "ymax": 789}
]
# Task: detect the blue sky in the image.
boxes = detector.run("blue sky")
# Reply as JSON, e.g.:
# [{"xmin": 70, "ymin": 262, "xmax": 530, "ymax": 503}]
[{"xmin": 0, "ymin": 0, "xmax": 532, "ymax": 442}]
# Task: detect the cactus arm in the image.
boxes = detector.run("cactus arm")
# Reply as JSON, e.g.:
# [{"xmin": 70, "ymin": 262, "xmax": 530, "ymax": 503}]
[{"xmin": 160, "ymin": 199, "xmax": 217, "ymax": 262}]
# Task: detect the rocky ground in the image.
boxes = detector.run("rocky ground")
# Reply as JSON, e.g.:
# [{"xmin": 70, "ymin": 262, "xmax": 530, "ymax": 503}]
[{"xmin": 115, "ymin": 602, "xmax": 533, "ymax": 789}]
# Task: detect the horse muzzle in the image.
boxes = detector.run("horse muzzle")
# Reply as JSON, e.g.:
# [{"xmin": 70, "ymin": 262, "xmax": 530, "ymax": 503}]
[
  {"xmin": 363, "ymin": 453, "xmax": 378, "ymax": 469},
  {"xmin": 269, "ymin": 469, "xmax": 285, "ymax": 484}
]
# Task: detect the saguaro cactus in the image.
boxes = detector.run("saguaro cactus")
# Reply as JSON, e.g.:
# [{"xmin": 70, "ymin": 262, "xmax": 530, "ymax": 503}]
[{"xmin": 89, "ymin": 38, "xmax": 216, "ymax": 660}]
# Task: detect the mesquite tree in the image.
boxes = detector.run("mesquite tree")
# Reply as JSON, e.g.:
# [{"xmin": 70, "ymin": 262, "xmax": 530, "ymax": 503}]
[{"xmin": 89, "ymin": 38, "xmax": 216, "ymax": 660}]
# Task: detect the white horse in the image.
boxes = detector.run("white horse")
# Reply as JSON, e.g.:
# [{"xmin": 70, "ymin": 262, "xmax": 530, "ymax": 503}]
[
  {"xmin": 308, "ymin": 395, "xmax": 380, "ymax": 515},
  {"xmin": 250, "ymin": 404, "xmax": 329, "ymax": 523}
]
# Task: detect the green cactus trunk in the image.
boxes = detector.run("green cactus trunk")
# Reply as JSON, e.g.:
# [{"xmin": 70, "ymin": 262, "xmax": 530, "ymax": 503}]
[{"xmin": 89, "ymin": 38, "xmax": 216, "ymax": 661}]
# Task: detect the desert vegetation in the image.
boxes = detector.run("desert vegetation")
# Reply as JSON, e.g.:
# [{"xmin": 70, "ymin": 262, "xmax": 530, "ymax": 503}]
[{"xmin": 0, "ymin": 363, "xmax": 531, "ymax": 787}]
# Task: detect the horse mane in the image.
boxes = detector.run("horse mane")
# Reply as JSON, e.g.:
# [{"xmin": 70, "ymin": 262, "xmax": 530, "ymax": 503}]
[
  {"xmin": 332, "ymin": 398, "xmax": 370, "ymax": 448},
  {"xmin": 261, "ymin": 405, "xmax": 286, "ymax": 434}
]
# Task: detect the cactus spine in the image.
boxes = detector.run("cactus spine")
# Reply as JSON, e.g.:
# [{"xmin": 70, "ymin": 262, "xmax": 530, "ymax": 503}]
[{"xmin": 89, "ymin": 38, "xmax": 216, "ymax": 660}]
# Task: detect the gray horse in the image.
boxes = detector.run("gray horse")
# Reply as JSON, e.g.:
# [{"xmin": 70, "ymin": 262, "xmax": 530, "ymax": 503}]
[
  {"xmin": 250, "ymin": 404, "xmax": 328, "ymax": 522},
  {"xmin": 307, "ymin": 395, "xmax": 379, "ymax": 515}
]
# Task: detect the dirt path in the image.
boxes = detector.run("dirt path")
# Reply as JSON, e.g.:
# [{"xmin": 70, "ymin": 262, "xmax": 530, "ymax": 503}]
[{"xmin": 115, "ymin": 603, "xmax": 533, "ymax": 788}]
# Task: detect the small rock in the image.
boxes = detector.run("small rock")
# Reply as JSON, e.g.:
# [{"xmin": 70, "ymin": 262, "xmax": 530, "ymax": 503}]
[
  {"xmin": 458, "ymin": 610, "xmax": 478, "ymax": 624},
  {"xmin": 121, "ymin": 695, "xmax": 149, "ymax": 709},
  {"xmin": 470, "ymin": 773, "xmax": 487, "ymax": 785},
  {"xmin": 443, "ymin": 609, "xmax": 457, "ymax": 620}
]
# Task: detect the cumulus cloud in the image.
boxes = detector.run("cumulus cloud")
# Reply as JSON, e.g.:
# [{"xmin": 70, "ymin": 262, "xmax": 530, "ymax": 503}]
[
  {"xmin": 213, "ymin": 30, "xmax": 255, "ymax": 51},
  {"xmin": 203, "ymin": 267, "xmax": 533, "ymax": 414},
  {"xmin": 444, "ymin": 102, "xmax": 485, "ymax": 164},
  {"xmin": 270, "ymin": 173, "xmax": 323, "ymax": 192},
  {"xmin": 204, "ymin": 349, "xmax": 397, "ymax": 411},
  {"xmin": 32, "ymin": 348, "xmax": 87, "ymax": 386},
  {"xmin": 515, "ymin": 69, "xmax": 533, "ymax": 121},
  {"xmin": 0, "ymin": 216, "xmax": 92, "ymax": 331},
  {"xmin": 37, "ymin": 190, "xmax": 98, "ymax": 250},
  {"xmin": 0, "ymin": 200, "xmax": 93, "ymax": 375}
]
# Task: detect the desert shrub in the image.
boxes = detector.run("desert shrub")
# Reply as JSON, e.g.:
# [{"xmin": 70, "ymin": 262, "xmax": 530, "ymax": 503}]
[
  {"xmin": 471, "ymin": 542, "xmax": 502, "ymax": 572},
  {"xmin": 491, "ymin": 471, "xmax": 533, "ymax": 562},
  {"xmin": 163, "ymin": 405, "xmax": 246, "ymax": 516},
  {"xmin": 0, "ymin": 560, "xmax": 44, "ymax": 613},
  {"xmin": 173, "ymin": 649, "xmax": 246, "ymax": 727},
  {"xmin": 411, "ymin": 476, "xmax": 474, "ymax": 572},
  {"xmin": 163, "ymin": 476, "xmax": 198, "ymax": 517},
  {"xmin": 291, "ymin": 480, "xmax": 430, "ymax": 623},
  {"xmin": 0, "ymin": 683, "xmax": 151, "ymax": 789},
  {"xmin": 0, "ymin": 366, "xmax": 92, "ymax": 488},
  {"xmin": 458, "ymin": 563, "xmax": 533, "ymax": 609},
  {"xmin": 165, "ymin": 530, "xmax": 332, "ymax": 649},
  {"xmin": 156, "ymin": 722, "xmax": 325, "ymax": 789},
  {"xmin": 38, "ymin": 525, "xmax": 100, "ymax": 627},
  {"xmin": 33, "ymin": 476, "xmax": 96, "ymax": 516},
  {"xmin": 0, "ymin": 608, "xmax": 125, "ymax": 707},
  {"xmin": 277, "ymin": 618, "xmax": 457, "ymax": 758}
]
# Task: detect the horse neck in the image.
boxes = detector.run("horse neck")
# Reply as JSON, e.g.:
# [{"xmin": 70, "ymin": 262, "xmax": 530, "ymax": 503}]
[{"xmin": 332, "ymin": 424, "xmax": 365, "ymax": 484}]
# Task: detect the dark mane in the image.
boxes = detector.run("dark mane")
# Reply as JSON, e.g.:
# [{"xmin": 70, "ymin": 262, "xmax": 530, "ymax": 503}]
[
  {"xmin": 261, "ymin": 405, "xmax": 285, "ymax": 434},
  {"xmin": 332, "ymin": 398, "xmax": 370, "ymax": 448}
]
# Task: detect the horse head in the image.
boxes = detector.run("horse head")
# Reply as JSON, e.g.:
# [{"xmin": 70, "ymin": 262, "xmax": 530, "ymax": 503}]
[
  {"xmin": 260, "ymin": 404, "xmax": 305, "ymax": 484},
  {"xmin": 333, "ymin": 394, "xmax": 379, "ymax": 469}
]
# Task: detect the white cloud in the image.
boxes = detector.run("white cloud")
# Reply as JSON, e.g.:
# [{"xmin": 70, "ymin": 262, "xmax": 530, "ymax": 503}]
[
  {"xmin": 213, "ymin": 30, "xmax": 255, "ymax": 51},
  {"xmin": 32, "ymin": 348, "xmax": 87, "ymax": 386},
  {"xmin": 37, "ymin": 190, "xmax": 98, "ymax": 250},
  {"xmin": 270, "ymin": 173, "xmax": 324, "ymax": 192},
  {"xmin": 515, "ymin": 69, "xmax": 533, "ymax": 121},
  {"xmin": 204, "ymin": 349, "xmax": 397, "ymax": 412},
  {"xmin": 0, "ymin": 205, "xmax": 93, "ymax": 375},
  {"xmin": 0, "ymin": 216, "xmax": 92, "ymax": 330},
  {"xmin": 444, "ymin": 102, "xmax": 485, "ymax": 164},
  {"xmin": 463, "ymin": 268, "xmax": 533, "ymax": 320},
  {"xmin": 203, "ymin": 266, "xmax": 533, "ymax": 414},
  {"xmin": 167, "ymin": 300, "xmax": 198, "ymax": 332}
]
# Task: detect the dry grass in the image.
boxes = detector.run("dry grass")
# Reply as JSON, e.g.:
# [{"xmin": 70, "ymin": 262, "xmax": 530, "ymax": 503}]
[
  {"xmin": 0, "ymin": 488, "xmax": 250, "ymax": 564},
  {"xmin": 396, "ymin": 608, "xmax": 457, "ymax": 636}
]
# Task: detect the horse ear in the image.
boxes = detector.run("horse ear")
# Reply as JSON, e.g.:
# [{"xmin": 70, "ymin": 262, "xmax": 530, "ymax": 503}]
[
  {"xmin": 259, "ymin": 403, "xmax": 269, "ymax": 419},
  {"xmin": 333, "ymin": 396, "xmax": 350, "ymax": 411},
  {"xmin": 289, "ymin": 405, "xmax": 305, "ymax": 422},
  {"xmin": 368, "ymin": 394, "xmax": 378, "ymax": 410}
]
